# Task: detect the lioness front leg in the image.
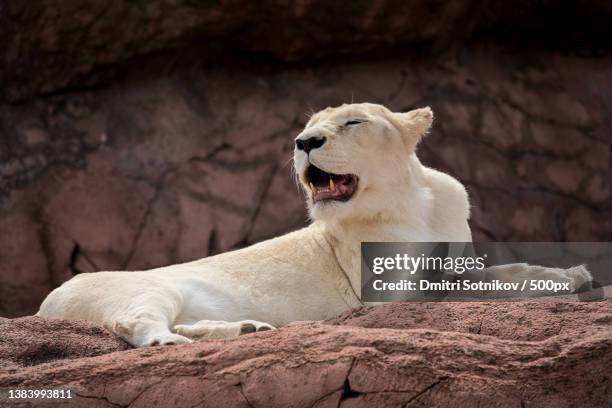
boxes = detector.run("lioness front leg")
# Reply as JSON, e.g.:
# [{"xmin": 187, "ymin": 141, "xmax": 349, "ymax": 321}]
[
  {"xmin": 173, "ymin": 319, "xmax": 275, "ymax": 340},
  {"xmin": 106, "ymin": 295, "xmax": 193, "ymax": 347}
]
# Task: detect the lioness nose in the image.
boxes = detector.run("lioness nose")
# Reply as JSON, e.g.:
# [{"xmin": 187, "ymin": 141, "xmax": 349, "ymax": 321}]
[{"xmin": 295, "ymin": 136, "xmax": 326, "ymax": 154}]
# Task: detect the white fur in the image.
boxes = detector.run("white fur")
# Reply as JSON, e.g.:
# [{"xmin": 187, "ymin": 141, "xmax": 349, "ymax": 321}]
[{"xmin": 37, "ymin": 103, "xmax": 590, "ymax": 347}]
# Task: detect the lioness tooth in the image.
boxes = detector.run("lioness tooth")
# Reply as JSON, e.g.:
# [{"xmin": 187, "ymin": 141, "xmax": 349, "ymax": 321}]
[
  {"xmin": 309, "ymin": 182, "xmax": 316, "ymax": 193},
  {"xmin": 329, "ymin": 177, "xmax": 336, "ymax": 192}
]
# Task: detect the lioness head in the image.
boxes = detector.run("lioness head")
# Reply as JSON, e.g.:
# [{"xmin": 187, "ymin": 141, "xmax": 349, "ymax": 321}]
[{"xmin": 293, "ymin": 103, "xmax": 433, "ymax": 222}]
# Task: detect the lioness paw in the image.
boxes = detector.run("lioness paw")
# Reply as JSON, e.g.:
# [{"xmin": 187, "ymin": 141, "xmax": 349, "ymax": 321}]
[
  {"xmin": 239, "ymin": 320, "xmax": 275, "ymax": 335},
  {"xmin": 173, "ymin": 319, "xmax": 276, "ymax": 340},
  {"xmin": 563, "ymin": 265, "xmax": 593, "ymax": 293},
  {"xmin": 147, "ymin": 333, "xmax": 193, "ymax": 347}
]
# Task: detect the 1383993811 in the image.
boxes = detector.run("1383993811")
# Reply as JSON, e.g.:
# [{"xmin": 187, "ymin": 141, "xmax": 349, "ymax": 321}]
[{"xmin": 0, "ymin": 388, "xmax": 74, "ymax": 403}]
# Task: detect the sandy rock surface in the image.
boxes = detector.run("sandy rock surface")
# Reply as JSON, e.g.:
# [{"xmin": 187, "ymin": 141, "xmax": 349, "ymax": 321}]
[{"xmin": 1, "ymin": 299, "xmax": 610, "ymax": 407}]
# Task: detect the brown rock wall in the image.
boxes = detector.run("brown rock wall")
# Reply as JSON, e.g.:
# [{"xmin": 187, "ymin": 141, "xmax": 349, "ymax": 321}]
[{"xmin": 1, "ymin": 49, "xmax": 611, "ymax": 317}]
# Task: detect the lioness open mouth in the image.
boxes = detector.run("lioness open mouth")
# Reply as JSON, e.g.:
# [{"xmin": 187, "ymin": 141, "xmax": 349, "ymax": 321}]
[{"xmin": 305, "ymin": 165, "xmax": 358, "ymax": 203}]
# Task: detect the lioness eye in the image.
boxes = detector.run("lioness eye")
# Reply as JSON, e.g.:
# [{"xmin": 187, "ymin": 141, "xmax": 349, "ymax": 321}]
[{"xmin": 345, "ymin": 119, "xmax": 365, "ymax": 126}]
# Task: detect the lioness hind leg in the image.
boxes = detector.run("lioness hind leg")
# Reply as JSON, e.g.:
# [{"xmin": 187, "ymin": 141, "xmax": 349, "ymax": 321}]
[{"xmin": 173, "ymin": 319, "xmax": 276, "ymax": 340}]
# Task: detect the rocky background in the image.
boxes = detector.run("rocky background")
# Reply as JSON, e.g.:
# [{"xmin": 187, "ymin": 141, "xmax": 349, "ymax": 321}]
[{"xmin": 1, "ymin": 0, "xmax": 611, "ymax": 317}]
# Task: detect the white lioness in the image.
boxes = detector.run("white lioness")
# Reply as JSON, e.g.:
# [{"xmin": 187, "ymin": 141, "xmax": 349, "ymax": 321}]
[{"xmin": 38, "ymin": 103, "xmax": 591, "ymax": 347}]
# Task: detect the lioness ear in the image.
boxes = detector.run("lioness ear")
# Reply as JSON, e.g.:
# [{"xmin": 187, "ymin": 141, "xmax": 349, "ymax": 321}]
[{"xmin": 394, "ymin": 107, "xmax": 433, "ymax": 147}]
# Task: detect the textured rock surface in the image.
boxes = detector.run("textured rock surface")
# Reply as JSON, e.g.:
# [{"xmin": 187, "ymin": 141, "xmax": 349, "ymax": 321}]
[
  {"xmin": 0, "ymin": 317, "xmax": 131, "ymax": 370},
  {"xmin": 1, "ymin": 1, "xmax": 611, "ymax": 317},
  {"xmin": 1, "ymin": 300, "xmax": 610, "ymax": 407}
]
